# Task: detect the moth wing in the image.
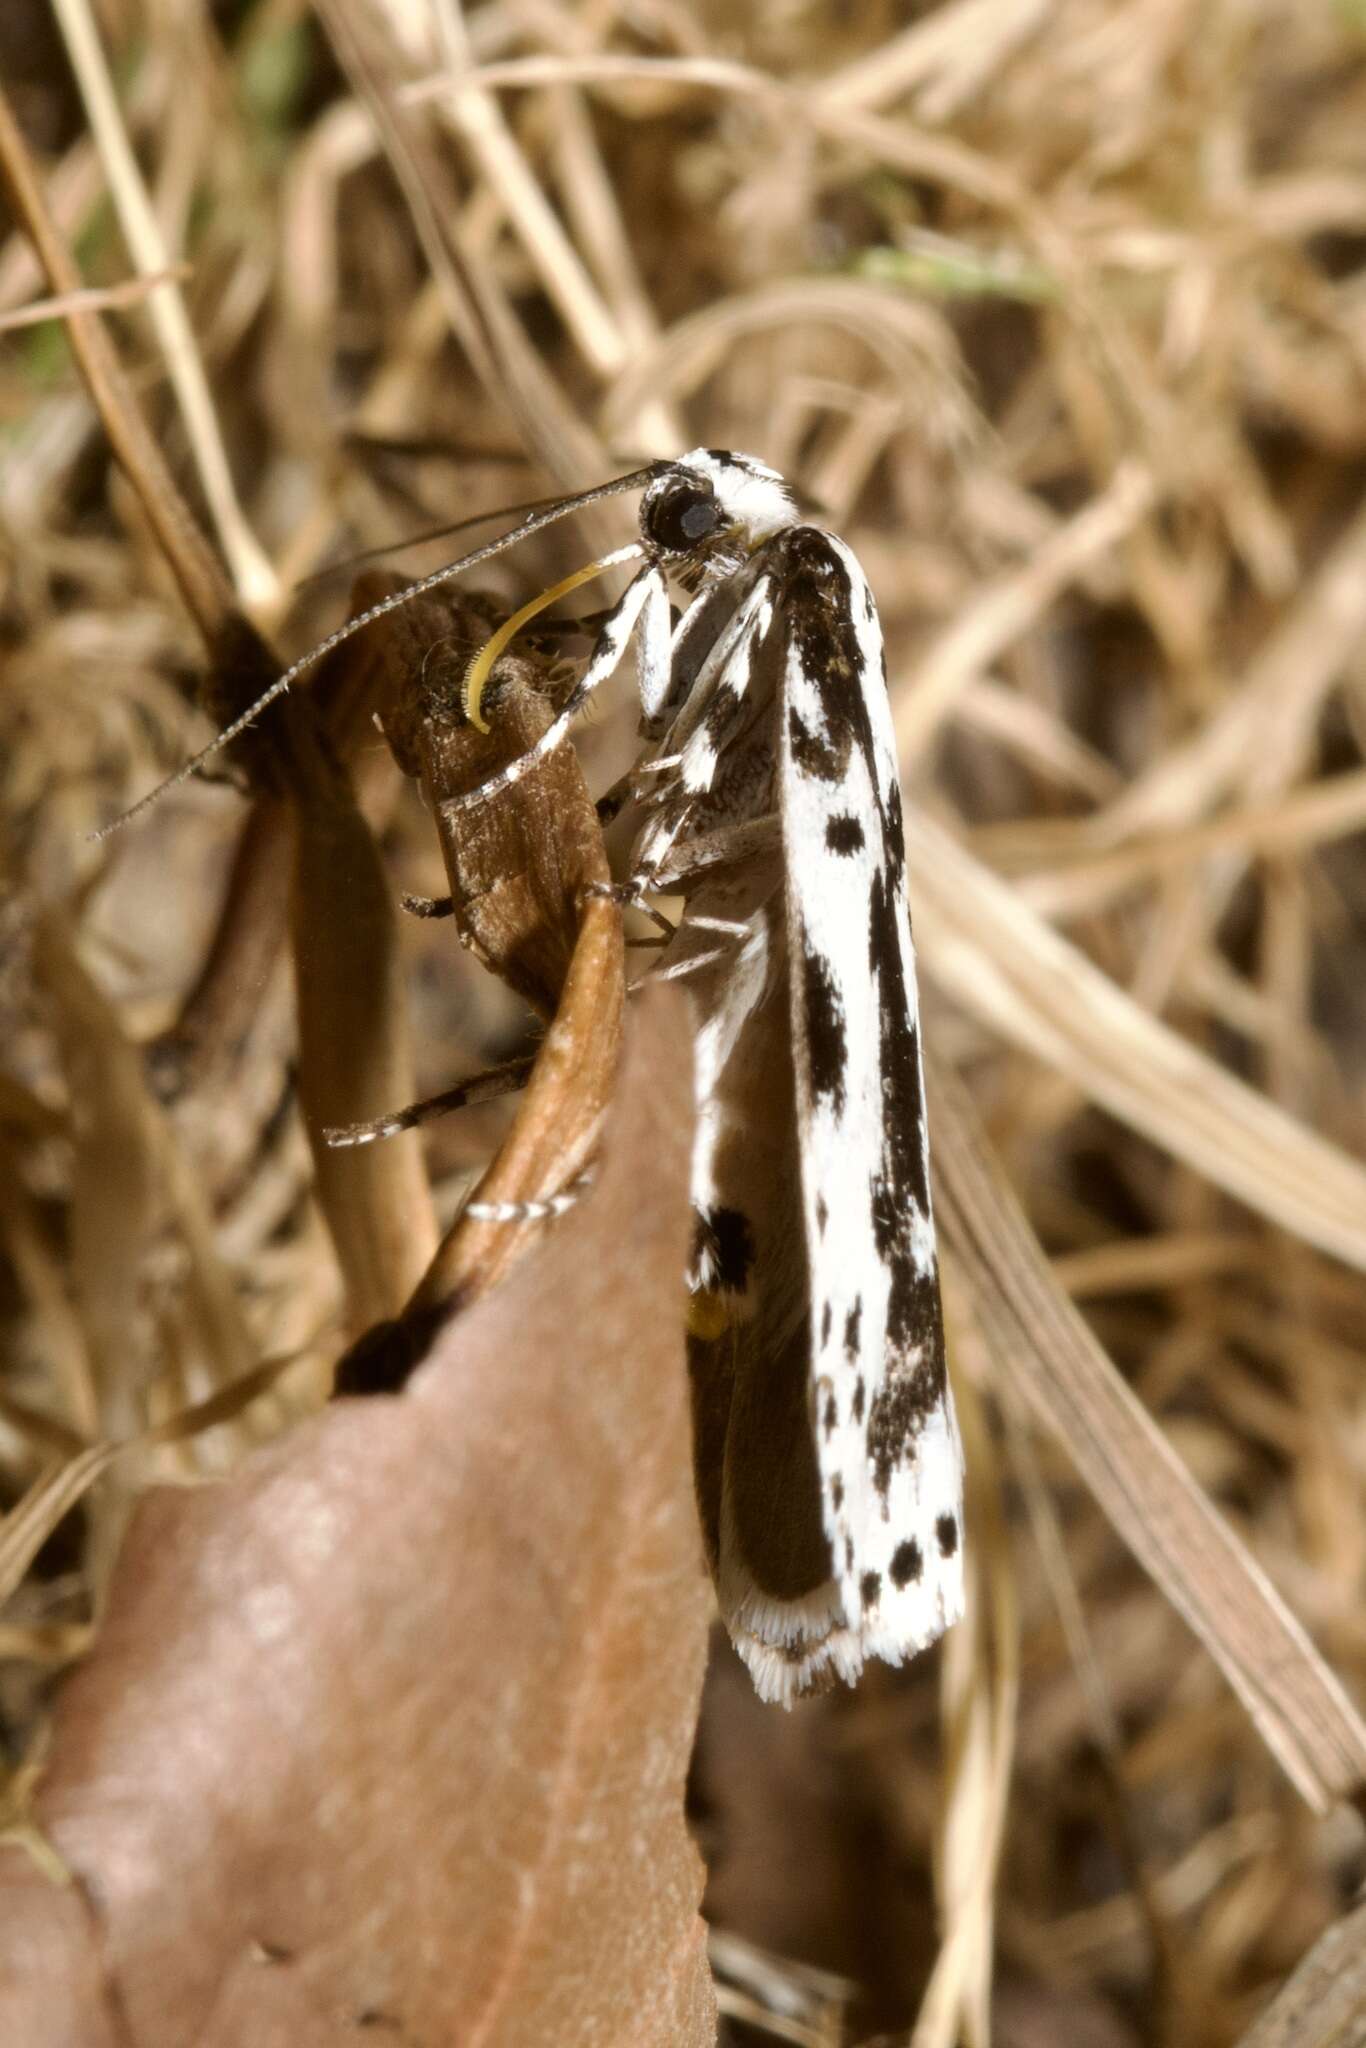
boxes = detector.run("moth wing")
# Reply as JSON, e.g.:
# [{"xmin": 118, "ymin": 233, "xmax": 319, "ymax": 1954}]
[{"xmin": 776, "ymin": 528, "xmax": 965, "ymax": 1667}]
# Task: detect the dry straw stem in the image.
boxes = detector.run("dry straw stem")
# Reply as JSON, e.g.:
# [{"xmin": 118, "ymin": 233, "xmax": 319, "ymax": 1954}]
[
  {"xmin": 1103, "ymin": 490, "xmax": 1366, "ymax": 845},
  {"xmin": 1, "ymin": 916, "xmax": 277, "ymax": 1584},
  {"xmin": 894, "ymin": 461, "xmax": 1158, "ymax": 759},
  {"xmin": 150, "ymin": 593, "xmax": 423, "ymax": 1174},
  {"xmin": 928, "ymin": 1050, "xmax": 1366, "ymax": 1815},
  {"xmin": 314, "ymin": 0, "xmax": 611, "ymax": 490},
  {"xmin": 0, "ymin": 81, "xmax": 232, "ymax": 645},
  {"xmin": 0, "ymin": 264, "xmax": 191, "ymax": 334},
  {"xmin": 913, "ymin": 1356, "xmax": 1019, "ymax": 2048},
  {"xmin": 427, "ymin": 0, "xmax": 681, "ymax": 454},
  {"xmin": 997, "ymin": 766, "xmax": 1366, "ymax": 923},
  {"xmin": 287, "ymin": 712, "xmax": 439, "ymax": 1332},
  {"xmin": 0, "ymin": 1350, "xmax": 310, "ymax": 1614},
  {"xmin": 0, "ymin": 996, "xmax": 715, "ymax": 2048},
  {"xmin": 47, "ymin": 0, "xmax": 278, "ymax": 615},
  {"xmin": 908, "ymin": 810, "xmax": 1366, "ymax": 1276}
]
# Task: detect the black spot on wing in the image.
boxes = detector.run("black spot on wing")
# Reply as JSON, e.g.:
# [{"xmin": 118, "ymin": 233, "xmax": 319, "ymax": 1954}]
[
  {"xmin": 820, "ymin": 1301, "xmax": 832, "ymax": 1347},
  {"xmin": 852, "ymin": 1377, "xmax": 866, "ymax": 1425},
  {"xmin": 825, "ymin": 813, "xmax": 865, "ymax": 855},
  {"xmin": 936, "ymin": 1514, "xmax": 958, "ymax": 1558},
  {"xmin": 788, "ymin": 705, "xmax": 841, "ymax": 781},
  {"xmin": 860, "ymin": 1570, "xmax": 882, "ymax": 1610},
  {"xmin": 773, "ymin": 527, "xmax": 882, "ymax": 800},
  {"xmin": 773, "ymin": 527, "xmax": 943, "ymax": 1395},
  {"xmin": 844, "ymin": 1535, "xmax": 855, "ymax": 1574},
  {"xmin": 773, "ymin": 526, "xmax": 949, "ymax": 1488},
  {"xmin": 815, "ymin": 1195, "xmax": 828, "ymax": 1235},
  {"xmin": 882, "ymin": 1220, "xmax": 938, "ymax": 1364},
  {"xmin": 844, "ymin": 1299, "xmax": 862, "ymax": 1358},
  {"xmin": 800, "ymin": 936, "xmax": 847, "ymax": 1116},
  {"xmin": 703, "ymin": 648, "xmax": 753, "ymax": 742},
  {"xmin": 890, "ymin": 1538, "xmax": 923, "ymax": 1589},
  {"xmin": 823, "ymin": 1391, "xmax": 837, "ymax": 1439},
  {"xmin": 831, "ymin": 1474, "xmax": 844, "ymax": 1512},
  {"xmin": 868, "ymin": 1371, "xmax": 942, "ymax": 1498},
  {"xmin": 688, "ymin": 1204, "xmax": 755, "ymax": 1295},
  {"xmin": 883, "ymin": 780, "xmax": 905, "ymax": 881}
]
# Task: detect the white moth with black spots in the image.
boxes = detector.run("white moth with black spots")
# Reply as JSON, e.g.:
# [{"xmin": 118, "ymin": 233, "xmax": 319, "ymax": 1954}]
[
  {"xmin": 449, "ymin": 449, "xmax": 963, "ymax": 1703},
  {"xmin": 108, "ymin": 445, "xmax": 964, "ymax": 1705}
]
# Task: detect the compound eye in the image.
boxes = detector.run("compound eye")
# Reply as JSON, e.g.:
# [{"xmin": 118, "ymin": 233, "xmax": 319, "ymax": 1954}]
[{"xmin": 643, "ymin": 483, "xmax": 724, "ymax": 555}]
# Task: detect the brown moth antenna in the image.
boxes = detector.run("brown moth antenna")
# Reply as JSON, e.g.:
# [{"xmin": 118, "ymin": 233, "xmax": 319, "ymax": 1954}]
[
  {"xmin": 291, "ymin": 491, "xmax": 597, "ymax": 591},
  {"xmin": 90, "ymin": 461, "xmax": 668, "ymax": 843}
]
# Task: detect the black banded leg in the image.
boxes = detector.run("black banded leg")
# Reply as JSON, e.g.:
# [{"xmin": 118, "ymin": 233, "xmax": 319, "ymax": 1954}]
[{"xmin": 323, "ymin": 1054, "xmax": 535, "ymax": 1148}]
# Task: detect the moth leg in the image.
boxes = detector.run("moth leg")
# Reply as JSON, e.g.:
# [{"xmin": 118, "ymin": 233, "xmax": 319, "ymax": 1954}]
[
  {"xmin": 582, "ymin": 877, "xmax": 675, "ymax": 943},
  {"xmin": 322, "ymin": 1054, "xmax": 534, "ymax": 1148},
  {"xmin": 650, "ymin": 946, "xmax": 729, "ymax": 984},
  {"xmin": 608, "ymin": 815, "xmax": 777, "ymax": 948},
  {"xmin": 401, "ymin": 891, "xmax": 455, "ymax": 919},
  {"xmin": 649, "ymin": 813, "xmax": 780, "ymax": 890},
  {"xmin": 635, "ymin": 568, "xmax": 677, "ymax": 731},
  {"xmin": 521, "ymin": 604, "xmax": 612, "ymax": 647},
  {"xmin": 466, "ymin": 1167, "xmax": 594, "ymax": 1223}
]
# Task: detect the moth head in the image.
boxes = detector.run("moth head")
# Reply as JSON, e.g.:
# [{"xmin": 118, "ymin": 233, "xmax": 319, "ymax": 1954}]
[{"xmin": 640, "ymin": 449, "xmax": 796, "ymax": 560}]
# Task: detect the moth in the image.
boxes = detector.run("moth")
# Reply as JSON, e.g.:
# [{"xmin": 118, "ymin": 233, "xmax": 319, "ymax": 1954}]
[
  {"xmin": 109, "ymin": 449, "xmax": 965, "ymax": 1703},
  {"xmin": 451, "ymin": 452, "xmax": 965, "ymax": 1701}
]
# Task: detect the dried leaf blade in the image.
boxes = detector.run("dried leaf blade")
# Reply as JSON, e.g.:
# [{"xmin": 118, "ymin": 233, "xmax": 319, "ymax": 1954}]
[{"xmin": 0, "ymin": 991, "xmax": 715, "ymax": 2048}]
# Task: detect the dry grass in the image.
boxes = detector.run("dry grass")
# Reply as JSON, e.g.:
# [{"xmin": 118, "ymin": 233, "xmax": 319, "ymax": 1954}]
[{"xmin": 4, "ymin": 1, "xmax": 1366, "ymax": 2043}]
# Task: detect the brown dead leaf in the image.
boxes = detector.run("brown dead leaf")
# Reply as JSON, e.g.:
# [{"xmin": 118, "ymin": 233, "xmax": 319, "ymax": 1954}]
[
  {"xmin": 0, "ymin": 989, "xmax": 715, "ymax": 2047},
  {"xmin": 360, "ymin": 571, "xmax": 609, "ymax": 1016},
  {"xmin": 333, "ymin": 573, "xmax": 625, "ymax": 1337}
]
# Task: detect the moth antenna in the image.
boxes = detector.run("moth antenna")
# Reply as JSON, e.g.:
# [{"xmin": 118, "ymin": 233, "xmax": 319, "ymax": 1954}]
[
  {"xmin": 90, "ymin": 461, "xmax": 668, "ymax": 844},
  {"xmin": 292, "ymin": 491, "xmax": 592, "ymax": 590}
]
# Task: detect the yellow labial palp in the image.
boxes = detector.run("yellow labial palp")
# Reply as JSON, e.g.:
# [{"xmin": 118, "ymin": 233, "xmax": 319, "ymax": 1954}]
[{"xmin": 462, "ymin": 546, "xmax": 642, "ymax": 732}]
